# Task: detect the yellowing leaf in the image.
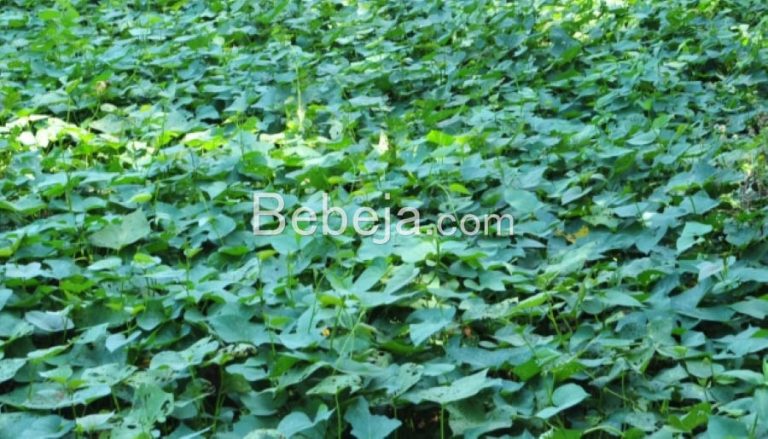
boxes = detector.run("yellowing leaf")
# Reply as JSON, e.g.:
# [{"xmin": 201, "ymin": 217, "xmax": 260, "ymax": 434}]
[{"xmin": 375, "ymin": 130, "xmax": 389, "ymax": 154}]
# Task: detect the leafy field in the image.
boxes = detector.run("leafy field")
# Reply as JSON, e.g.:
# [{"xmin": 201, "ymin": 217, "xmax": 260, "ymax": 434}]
[{"xmin": 2, "ymin": 0, "xmax": 768, "ymax": 437}]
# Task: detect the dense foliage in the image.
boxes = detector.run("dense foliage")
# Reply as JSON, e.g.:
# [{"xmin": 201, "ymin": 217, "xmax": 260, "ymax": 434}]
[{"xmin": 1, "ymin": 0, "xmax": 768, "ymax": 437}]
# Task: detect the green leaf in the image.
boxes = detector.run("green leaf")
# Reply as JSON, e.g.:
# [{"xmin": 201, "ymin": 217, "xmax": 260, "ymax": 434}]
[
  {"xmin": 536, "ymin": 383, "xmax": 589, "ymax": 419},
  {"xmin": 426, "ymin": 130, "xmax": 455, "ymax": 146},
  {"xmin": 0, "ymin": 413, "xmax": 72, "ymax": 438},
  {"xmin": 25, "ymin": 311, "xmax": 74, "ymax": 333},
  {"xmin": 404, "ymin": 369, "xmax": 501, "ymax": 404},
  {"xmin": 676, "ymin": 222, "xmax": 712, "ymax": 254},
  {"xmin": 76, "ymin": 412, "xmax": 114, "ymax": 433},
  {"xmin": 5, "ymin": 262, "xmax": 44, "ymax": 279},
  {"xmin": 277, "ymin": 406, "xmax": 333, "ymax": 437},
  {"xmin": 408, "ymin": 307, "xmax": 456, "ymax": 346},
  {"xmin": 550, "ymin": 26, "xmax": 581, "ymax": 63},
  {"xmin": 0, "ymin": 358, "xmax": 26, "ymax": 383},
  {"xmin": 209, "ymin": 314, "xmax": 270, "ymax": 345},
  {"xmin": 504, "ymin": 189, "xmax": 540, "ymax": 216},
  {"xmin": 307, "ymin": 375, "xmax": 361, "ymax": 395},
  {"xmin": 90, "ymin": 210, "xmax": 151, "ymax": 250},
  {"xmin": 705, "ymin": 416, "xmax": 748, "ymax": 439},
  {"xmin": 626, "ymin": 130, "xmax": 657, "ymax": 146},
  {"xmin": 87, "ymin": 257, "xmax": 123, "ymax": 271},
  {"xmin": 667, "ymin": 402, "xmax": 710, "ymax": 432},
  {"xmin": 344, "ymin": 397, "xmax": 401, "ymax": 439},
  {"xmin": 448, "ymin": 183, "xmax": 471, "ymax": 195}
]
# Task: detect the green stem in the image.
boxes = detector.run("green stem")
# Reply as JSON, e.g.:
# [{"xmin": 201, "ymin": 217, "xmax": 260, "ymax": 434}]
[
  {"xmin": 335, "ymin": 392, "xmax": 343, "ymax": 439},
  {"xmin": 440, "ymin": 405, "xmax": 445, "ymax": 439}
]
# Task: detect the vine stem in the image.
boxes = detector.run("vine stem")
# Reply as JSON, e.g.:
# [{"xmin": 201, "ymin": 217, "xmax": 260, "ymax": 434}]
[
  {"xmin": 440, "ymin": 405, "xmax": 445, "ymax": 439},
  {"xmin": 335, "ymin": 392, "xmax": 342, "ymax": 439}
]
